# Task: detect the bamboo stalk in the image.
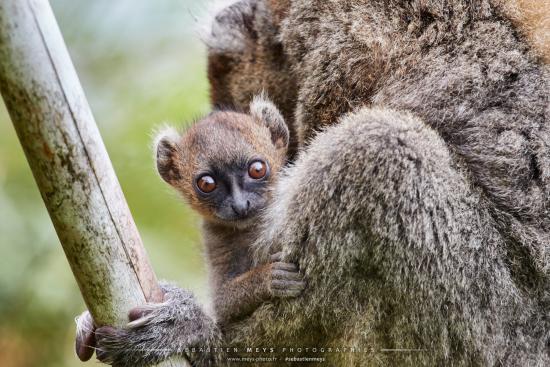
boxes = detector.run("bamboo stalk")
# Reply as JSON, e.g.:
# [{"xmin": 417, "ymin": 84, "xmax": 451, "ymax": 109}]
[{"xmin": 0, "ymin": 1, "xmax": 187, "ymax": 365}]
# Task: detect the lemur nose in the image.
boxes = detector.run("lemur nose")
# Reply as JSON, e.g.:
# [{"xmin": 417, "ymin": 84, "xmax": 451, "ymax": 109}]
[{"xmin": 232, "ymin": 200, "xmax": 250, "ymax": 217}]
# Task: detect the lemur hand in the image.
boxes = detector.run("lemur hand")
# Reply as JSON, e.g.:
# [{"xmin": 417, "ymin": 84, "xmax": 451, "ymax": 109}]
[{"xmin": 267, "ymin": 252, "xmax": 306, "ymax": 298}]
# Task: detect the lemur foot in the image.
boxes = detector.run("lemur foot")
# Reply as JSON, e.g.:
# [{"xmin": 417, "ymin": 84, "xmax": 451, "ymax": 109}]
[{"xmin": 75, "ymin": 283, "xmax": 220, "ymax": 367}]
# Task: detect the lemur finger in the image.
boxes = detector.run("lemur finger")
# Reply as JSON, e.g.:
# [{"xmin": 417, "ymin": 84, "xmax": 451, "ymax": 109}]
[
  {"xmin": 271, "ymin": 262, "xmax": 298, "ymax": 272},
  {"xmin": 75, "ymin": 311, "xmax": 96, "ymax": 361},
  {"xmin": 272, "ymin": 282, "xmax": 306, "ymax": 297},
  {"xmin": 271, "ymin": 279, "xmax": 307, "ymax": 291},
  {"xmin": 126, "ymin": 305, "xmax": 162, "ymax": 328},
  {"xmin": 273, "ymin": 288, "xmax": 304, "ymax": 298},
  {"xmin": 128, "ymin": 307, "xmax": 153, "ymax": 323},
  {"xmin": 270, "ymin": 251, "xmax": 284, "ymax": 262},
  {"xmin": 271, "ymin": 269, "xmax": 302, "ymax": 281}
]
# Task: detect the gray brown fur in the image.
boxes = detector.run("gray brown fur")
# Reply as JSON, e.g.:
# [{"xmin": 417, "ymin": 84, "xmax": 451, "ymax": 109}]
[
  {"xmin": 203, "ymin": 224, "xmax": 303, "ymax": 325},
  {"xmin": 77, "ymin": 0, "xmax": 549, "ymax": 366}
]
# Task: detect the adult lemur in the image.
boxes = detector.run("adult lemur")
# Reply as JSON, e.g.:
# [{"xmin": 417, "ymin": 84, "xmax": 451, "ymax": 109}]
[{"xmin": 76, "ymin": 0, "xmax": 549, "ymax": 366}]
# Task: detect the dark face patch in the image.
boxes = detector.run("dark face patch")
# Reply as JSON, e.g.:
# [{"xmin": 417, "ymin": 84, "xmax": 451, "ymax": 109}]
[
  {"xmin": 193, "ymin": 156, "xmax": 271, "ymax": 225},
  {"xmin": 169, "ymin": 111, "xmax": 286, "ymax": 226}
]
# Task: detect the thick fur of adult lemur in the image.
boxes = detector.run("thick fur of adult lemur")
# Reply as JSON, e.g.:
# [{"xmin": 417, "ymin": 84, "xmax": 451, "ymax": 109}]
[
  {"xmin": 76, "ymin": 0, "xmax": 549, "ymax": 366},
  {"xmin": 206, "ymin": 0, "xmax": 299, "ymax": 156}
]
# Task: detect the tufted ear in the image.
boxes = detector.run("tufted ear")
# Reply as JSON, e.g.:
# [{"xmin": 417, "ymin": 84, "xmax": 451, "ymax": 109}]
[
  {"xmin": 250, "ymin": 95, "xmax": 289, "ymax": 150},
  {"xmin": 153, "ymin": 126, "xmax": 182, "ymax": 184}
]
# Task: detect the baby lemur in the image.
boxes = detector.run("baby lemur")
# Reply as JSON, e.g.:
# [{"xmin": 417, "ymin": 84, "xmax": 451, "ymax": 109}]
[{"xmin": 155, "ymin": 96, "xmax": 305, "ymax": 324}]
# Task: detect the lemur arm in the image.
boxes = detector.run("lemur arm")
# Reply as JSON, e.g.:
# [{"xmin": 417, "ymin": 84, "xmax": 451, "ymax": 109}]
[{"xmin": 214, "ymin": 255, "xmax": 304, "ymax": 324}]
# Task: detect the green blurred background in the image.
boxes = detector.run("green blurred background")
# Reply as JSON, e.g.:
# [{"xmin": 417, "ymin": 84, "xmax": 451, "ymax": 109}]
[{"xmin": 0, "ymin": 1, "xmax": 211, "ymax": 365}]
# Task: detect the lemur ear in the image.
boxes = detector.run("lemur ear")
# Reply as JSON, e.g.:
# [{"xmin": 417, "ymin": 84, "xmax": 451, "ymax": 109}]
[
  {"xmin": 153, "ymin": 126, "xmax": 182, "ymax": 184},
  {"xmin": 250, "ymin": 95, "xmax": 289, "ymax": 150}
]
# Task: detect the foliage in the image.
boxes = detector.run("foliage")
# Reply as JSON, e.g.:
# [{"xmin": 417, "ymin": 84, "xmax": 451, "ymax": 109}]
[{"xmin": 0, "ymin": 1, "xmax": 210, "ymax": 365}]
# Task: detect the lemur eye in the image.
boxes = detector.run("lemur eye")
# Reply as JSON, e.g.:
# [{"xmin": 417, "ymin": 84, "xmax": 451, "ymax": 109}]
[
  {"xmin": 248, "ymin": 160, "xmax": 268, "ymax": 179},
  {"xmin": 197, "ymin": 175, "xmax": 217, "ymax": 193}
]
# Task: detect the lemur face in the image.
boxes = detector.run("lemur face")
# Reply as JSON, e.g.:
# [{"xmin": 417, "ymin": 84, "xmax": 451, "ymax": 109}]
[
  {"xmin": 193, "ymin": 147, "xmax": 272, "ymax": 224},
  {"xmin": 156, "ymin": 97, "xmax": 289, "ymax": 228}
]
